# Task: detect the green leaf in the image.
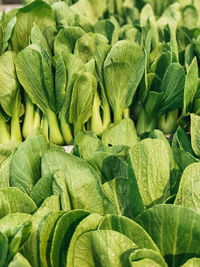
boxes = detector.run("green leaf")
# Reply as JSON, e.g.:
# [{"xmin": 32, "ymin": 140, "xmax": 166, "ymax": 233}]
[
  {"xmin": 38, "ymin": 211, "xmax": 64, "ymax": 267},
  {"xmin": 31, "ymin": 24, "xmax": 51, "ymax": 56},
  {"xmin": 150, "ymin": 51, "xmax": 172, "ymax": 80},
  {"xmin": 0, "ymin": 25, "xmax": 3, "ymax": 55},
  {"xmin": 55, "ymin": 54, "xmax": 66, "ymax": 113},
  {"xmin": 102, "ymin": 118, "xmax": 138, "ymax": 147},
  {"xmin": 74, "ymin": 32, "xmax": 108, "ymax": 64},
  {"xmin": 94, "ymin": 20, "xmax": 115, "ymax": 44},
  {"xmin": 7, "ymin": 221, "xmax": 32, "ymax": 264},
  {"xmin": 41, "ymin": 150, "xmax": 115, "ymax": 214},
  {"xmin": 11, "ymin": 1, "xmax": 57, "ymax": 53},
  {"xmin": 52, "ymin": 171, "xmax": 72, "ymax": 211},
  {"xmin": 21, "ymin": 195, "xmax": 60, "ymax": 267},
  {"xmin": 50, "ymin": 210, "xmax": 89, "ymax": 267},
  {"xmin": 158, "ymin": 63, "xmax": 185, "ymax": 116},
  {"xmin": 191, "ymin": 114, "xmax": 200, "ymax": 157},
  {"xmin": 104, "ymin": 40, "xmax": 145, "ymax": 122},
  {"xmin": 10, "ymin": 134, "xmax": 49, "ymax": 194},
  {"xmin": 129, "ymin": 249, "xmax": 168, "ymax": 266},
  {"xmin": 181, "ymin": 258, "xmax": 200, "ymax": 267},
  {"xmin": 0, "ymin": 51, "xmax": 21, "ymax": 117},
  {"xmin": 0, "ymin": 188, "xmax": 37, "ymax": 218},
  {"xmin": 52, "ymin": 2, "xmax": 79, "ymax": 28},
  {"xmin": 182, "ymin": 5, "xmax": 198, "ymax": 29},
  {"xmin": 136, "ymin": 204, "xmax": 200, "ymax": 266},
  {"xmin": 29, "ymin": 172, "xmax": 54, "ymax": 206},
  {"xmin": 102, "ymin": 178, "xmax": 136, "ymax": 218},
  {"xmin": 54, "ymin": 26, "xmax": 85, "ymax": 55},
  {"xmin": 182, "ymin": 57, "xmax": 198, "ymax": 116},
  {"xmin": 71, "ymin": 0, "xmax": 107, "ymax": 26},
  {"xmin": 69, "ymin": 72, "xmax": 96, "ymax": 135},
  {"xmin": 129, "ymin": 139, "xmax": 170, "ymax": 207},
  {"xmin": 0, "ymin": 157, "xmax": 11, "ymax": 188},
  {"xmin": 0, "ymin": 141, "xmax": 19, "ymax": 167},
  {"xmin": 16, "ymin": 47, "xmax": 54, "ymax": 114},
  {"xmin": 98, "ymin": 214, "xmax": 160, "ymax": 252},
  {"xmin": 148, "ymin": 129, "xmax": 176, "ymax": 170},
  {"xmin": 8, "ymin": 253, "xmax": 31, "ymax": 267},
  {"xmin": 175, "ymin": 162, "xmax": 200, "ymax": 212},
  {"xmin": 66, "ymin": 213, "xmax": 103, "ymax": 267},
  {"xmin": 72, "ymin": 230, "xmax": 136, "ymax": 267},
  {"xmin": 0, "ymin": 213, "xmax": 31, "ymax": 238},
  {"xmin": 0, "ymin": 231, "xmax": 8, "ymax": 266},
  {"xmin": 74, "ymin": 131, "xmax": 103, "ymax": 159},
  {"xmin": 172, "ymin": 126, "xmax": 197, "ymax": 172}
]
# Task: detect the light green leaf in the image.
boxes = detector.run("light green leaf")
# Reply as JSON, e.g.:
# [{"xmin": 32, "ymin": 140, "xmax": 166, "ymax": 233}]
[
  {"xmin": 172, "ymin": 126, "xmax": 198, "ymax": 171},
  {"xmin": 104, "ymin": 40, "xmax": 145, "ymax": 122},
  {"xmin": 74, "ymin": 131, "xmax": 103, "ymax": 159},
  {"xmin": 29, "ymin": 172, "xmax": 54, "ymax": 206},
  {"xmin": 16, "ymin": 47, "xmax": 54, "ymax": 114},
  {"xmin": 52, "ymin": 2, "xmax": 79, "ymax": 28},
  {"xmin": 102, "ymin": 118, "xmax": 138, "ymax": 147},
  {"xmin": 129, "ymin": 139, "xmax": 170, "ymax": 207},
  {"xmin": 129, "ymin": 249, "xmax": 168, "ymax": 267},
  {"xmin": 55, "ymin": 54, "xmax": 66, "ymax": 113},
  {"xmin": 21, "ymin": 195, "xmax": 60, "ymax": 267},
  {"xmin": 31, "ymin": 24, "xmax": 51, "ymax": 56},
  {"xmin": 182, "ymin": 5, "xmax": 198, "ymax": 29},
  {"xmin": 136, "ymin": 204, "xmax": 200, "ymax": 267},
  {"xmin": 98, "ymin": 214, "xmax": 160, "ymax": 253},
  {"xmin": 0, "ymin": 213, "xmax": 31, "ymax": 238},
  {"xmin": 41, "ymin": 150, "xmax": 115, "ymax": 214},
  {"xmin": 38, "ymin": 211, "xmax": 64, "ymax": 267},
  {"xmin": 10, "ymin": 134, "xmax": 49, "ymax": 194},
  {"xmin": 71, "ymin": 0, "xmax": 107, "ymax": 25},
  {"xmin": 158, "ymin": 63, "xmax": 185, "ymax": 116},
  {"xmin": 94, "ymin": 19, "xmax": 115, "ymax": 44},
  {"xmin": 175, "ymin": 162, "xmax": 200, "ymax": 212},
  {"xmin": 50, "ymin": 210, "xmax": 89, "ymax": 267},
  {"xmin": 102, "ymin": 178, "xmax": 135, "ymax": 218},
  {"xmin": 74, "ymin": 32, "xmax": 108, "ymax": 64},
  {"xmin": 8, "ymin": 253, "xmax": 31, "ymax": 267},
  {"xmin": 181, "ymin": 258, "xmax": 200, "ymax": 267},
  {"xmin": 0, "ymin": 231, "xmax": 8, "ymax": 266},
  {"xmin": 183, "ymin": 58, "xmax": 198, "ymax": 116},
  {"xmin": 69, "ymin": 72, "xmax": 96, "ymax": 135},
  {"xmin": 7, "ymin": 221, "xmax": 32, "ymax": 264},
  {"xmin": 66, "ymin": 213, "xmax": 103, "ymax": 267},
  {"xmin": 0, "ymin": 188, "xmax": 37, "ymax": 218},
  {"xmin": 73, "ymin": 230, "xmax": 136, "ymax": 267},
  {"xmin": 191, "ymin": 114, "xmax": 200, "ymax": 157},
  {"xmin": 0, "ymin": 51, "xmax": 20, "ymax": 117},
  {"xmin": 0, "ymin": 141, "xmax": 19, "ymax": 167},
  {"xmin": 52, "ymin": 171, "xmax": 72, "ymax": 211},
  {"xmin": 11, "ymin": 1, "xmax": 57, "ymax": 53},
  {"xmin": 54, "ymin": 26, "xmax": 85, "ymax": 55}
]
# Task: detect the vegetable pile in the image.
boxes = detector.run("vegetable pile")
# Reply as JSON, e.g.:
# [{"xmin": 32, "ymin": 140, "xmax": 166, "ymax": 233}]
[
  {"xmin": 0, "ymin": 0, "xmax": 200, "ymax": 145},
  {"xmin": 1, "ymin": 0, "xmax": 200, "ymax": 266}
]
